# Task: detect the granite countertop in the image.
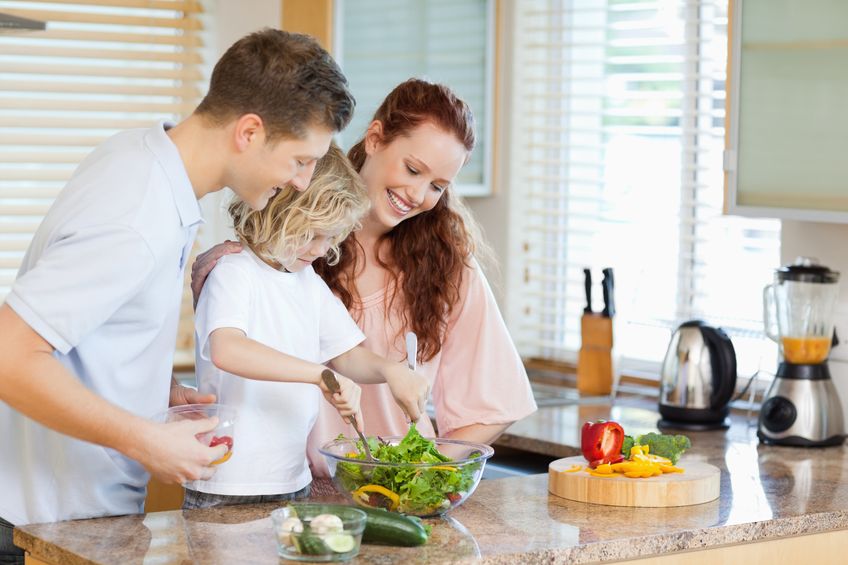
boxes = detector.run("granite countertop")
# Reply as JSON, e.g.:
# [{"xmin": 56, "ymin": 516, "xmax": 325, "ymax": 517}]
[{"xmin": 15, "ymin": 401, "xmax": 848, "ymax": 564}]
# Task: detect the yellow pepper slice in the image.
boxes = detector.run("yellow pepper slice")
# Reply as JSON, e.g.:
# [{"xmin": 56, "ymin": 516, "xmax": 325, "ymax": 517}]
[
  {"xmin": 588, "ymin": 470, "xmax": 616, "ymax": 477},
  {"xmin": 428, "ymin": 465, "xmax": 458, "ymax": 472},
  {"xmin": 593, "ymin": 463, "xmax": 614, "ymax": 474},
  {"xmin": 564, "ymin": 464, "xmax": 582, "ymax": 473},
  {"xmin": 352, "ymin": 485, "xmax": 400, "ymax": 511},
  {"xmin": 659, "ymin": 464, "xmax": 684, "ymax": 473}
]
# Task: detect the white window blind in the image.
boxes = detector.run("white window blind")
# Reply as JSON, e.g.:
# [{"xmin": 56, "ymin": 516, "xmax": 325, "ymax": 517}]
[
  {"xmin": 335, "ymin": 0, "xmax": 493, "ymax": 195},
  {"xmin": 514, "ymin": 0, "xmax": 781, "ymax": 379},
  {"xmin": 0, "ymin": 0, "xmax": 208, "ymax": 364}
]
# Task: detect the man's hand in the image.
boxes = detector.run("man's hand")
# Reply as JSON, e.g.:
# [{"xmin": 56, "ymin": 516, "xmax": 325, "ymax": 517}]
[
  {"xmin": 128, "ymin": 417, "xmax": 228, "ymax": 484},
  {"xmin": 382, "ymin": 364, "xmax": 429, "ymax": 423},
  {"xmin": 191, "ymin": 240, "xmax": 242, "ymax": 308},
  {"xmin": 169, "ymin": 379, "xmax": 215, "ymax": 407}
]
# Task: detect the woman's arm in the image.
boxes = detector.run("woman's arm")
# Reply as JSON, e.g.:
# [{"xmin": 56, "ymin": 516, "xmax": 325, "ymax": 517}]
[
  {"xmin": 442, "ymin": 422, "xmax": 511, "ymax": 445},
  {"xmin": 431, "ymin": 263, "xmax": 537, "ymax": 436}
]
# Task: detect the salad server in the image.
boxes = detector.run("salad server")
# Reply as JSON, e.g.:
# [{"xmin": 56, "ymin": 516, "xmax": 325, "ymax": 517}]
[{"xmin": 405, "ymin": 332, "xmax": 419, "ymax": 427}]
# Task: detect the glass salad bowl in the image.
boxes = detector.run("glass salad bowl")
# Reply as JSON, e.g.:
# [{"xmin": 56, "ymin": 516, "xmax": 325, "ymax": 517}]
[{"xmin": 319, "ymin": 427, "xmax": 494, "ymax": 517}]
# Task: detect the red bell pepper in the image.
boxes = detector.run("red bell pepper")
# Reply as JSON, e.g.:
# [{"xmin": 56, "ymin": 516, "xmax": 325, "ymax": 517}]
[{"xmin": 581, "ymin": 420, "xmax": 625, "ymax": 468}]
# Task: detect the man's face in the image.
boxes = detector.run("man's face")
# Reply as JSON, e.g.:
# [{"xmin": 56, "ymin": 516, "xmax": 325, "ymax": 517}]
[{"xmin": 232, "ymin": 124, "xmax": 333, "ymax": 210}]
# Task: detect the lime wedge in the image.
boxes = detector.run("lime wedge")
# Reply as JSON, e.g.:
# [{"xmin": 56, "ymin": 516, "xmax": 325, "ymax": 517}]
[{"xmin": 323, "ymin": 533, "xmax": 356, "ymax": 553}]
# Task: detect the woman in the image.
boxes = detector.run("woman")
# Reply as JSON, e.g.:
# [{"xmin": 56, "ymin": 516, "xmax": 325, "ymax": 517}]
[{"xmin": 194, "ymin": 79, "xmax": 536, "ymax": 477}]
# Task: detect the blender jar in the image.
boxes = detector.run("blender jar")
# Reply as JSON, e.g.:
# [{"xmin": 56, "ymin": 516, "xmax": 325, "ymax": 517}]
[{"xmin": 763, "ymin": 258, "xmax": 839, "ymax": 364}]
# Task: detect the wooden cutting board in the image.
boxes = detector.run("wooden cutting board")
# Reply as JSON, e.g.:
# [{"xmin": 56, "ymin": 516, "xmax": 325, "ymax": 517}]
[{"xmin": 548, "ymin": 456, "xmax": 720, "ymax": 507}]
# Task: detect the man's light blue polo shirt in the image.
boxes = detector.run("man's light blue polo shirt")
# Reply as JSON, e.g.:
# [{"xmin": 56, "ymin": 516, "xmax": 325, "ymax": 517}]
[{"xmin": 1, "ymin": 122, "xmax": 203, "ymax": 525}]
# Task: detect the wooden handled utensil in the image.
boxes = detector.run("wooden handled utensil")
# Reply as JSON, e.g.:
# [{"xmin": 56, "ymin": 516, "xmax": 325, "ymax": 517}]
[{"xmin": 321, "ymin": 369, "xmax": 375, "ymax": 461}]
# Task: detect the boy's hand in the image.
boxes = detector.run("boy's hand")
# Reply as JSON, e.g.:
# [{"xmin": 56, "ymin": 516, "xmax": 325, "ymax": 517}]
[
  {"xmin": 128, "ymin": 417, "xmax": 229, "ymax": 485},
  {"xmin": 169, "ymin": 379, "xmax": 216, "ymax": 407},
  {"xmin": 318, "ymin": 371, "xmax": 363, "ymax": 425},
  {"xmin": 191, "ymin": 240, "xmax": 242, "ymax": 308},
  {"xmin": 383, "ymin": 365, "xmax": 429, "ymax": 423}
]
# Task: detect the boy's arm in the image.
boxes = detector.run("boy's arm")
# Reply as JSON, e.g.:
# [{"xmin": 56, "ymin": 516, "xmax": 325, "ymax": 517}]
[
  {"xmin": 207, "ymin": 328, "xmax": 362, "ymax": 423},
  {"xmin": 330, "ymin": 345, "xmax": 429, "ymax": 422},
  {"xmin": 0, "ymin": 304, "xmax": 226, "ymax": 484},
  {"xmin": 208, "ymin": 327, "xmax": 326, "ymax": 385}
]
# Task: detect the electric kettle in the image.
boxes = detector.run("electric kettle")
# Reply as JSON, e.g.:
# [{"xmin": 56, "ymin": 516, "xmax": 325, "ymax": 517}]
[{"xmin": 658, "ymin": 320, "xmax": 737, "ymax": 431}]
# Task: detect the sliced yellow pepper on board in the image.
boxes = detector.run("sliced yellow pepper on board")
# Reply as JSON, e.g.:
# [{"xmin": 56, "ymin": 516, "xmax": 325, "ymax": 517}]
[
  {"xmin": 659, "ymin": 464, "xmax": 684, "ymax": 473},
  {"xmin": 564, "ymin": 464, "xmax": 582, "ymax": 473},
  {"xmin": 352, "ymin": 484, "xmax": 400, "ymax": 511},
  {"xmin": 593, "ymin": 463, "xmax": 614, "ymax": 474}
]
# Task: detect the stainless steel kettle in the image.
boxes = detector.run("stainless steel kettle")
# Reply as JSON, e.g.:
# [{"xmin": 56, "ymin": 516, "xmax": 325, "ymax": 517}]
[{"xmin": 658, "ymin": 320, "xmax": 737, "ymax": 431}]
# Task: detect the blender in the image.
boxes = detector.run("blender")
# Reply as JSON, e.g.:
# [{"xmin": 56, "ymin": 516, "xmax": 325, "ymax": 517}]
[{"xmin": 759, "ymin": 258, "xmax": 844, "ymax": 447}]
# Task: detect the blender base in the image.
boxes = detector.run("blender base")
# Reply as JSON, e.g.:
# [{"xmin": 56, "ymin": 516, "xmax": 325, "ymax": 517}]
[{"xmin": 658, "ymin": 418, "xmax": 730, "ymax": 432}]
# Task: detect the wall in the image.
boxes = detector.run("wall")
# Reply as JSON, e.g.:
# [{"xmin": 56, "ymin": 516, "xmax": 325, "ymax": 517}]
[
  {"xmin": 197, "ymin": 0, "xmax": 283, "ymax": 248},
  {"xmin": 780, "ymin": 221, "xmax": 848, "ymax": 417}
]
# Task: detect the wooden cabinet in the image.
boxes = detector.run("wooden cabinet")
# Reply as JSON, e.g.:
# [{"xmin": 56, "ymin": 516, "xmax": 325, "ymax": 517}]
[{"xmin": 724, "ymin": 0, "xmax": 848, "ymax": 222}]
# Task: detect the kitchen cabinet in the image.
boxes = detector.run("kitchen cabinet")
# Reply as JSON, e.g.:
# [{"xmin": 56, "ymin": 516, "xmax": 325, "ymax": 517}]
[{"xmin": 724, "ymin": 0, "xmax": 848, "ymax": 222}]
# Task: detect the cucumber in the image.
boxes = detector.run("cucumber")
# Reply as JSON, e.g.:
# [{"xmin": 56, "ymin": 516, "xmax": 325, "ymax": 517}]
[
  {"xmin": 359, "ymin": 507, "xmax": 429, "ymax": 547},
  {"xmin": 293, "ymin": 530, "xmax": 329, "ymax": 555}
]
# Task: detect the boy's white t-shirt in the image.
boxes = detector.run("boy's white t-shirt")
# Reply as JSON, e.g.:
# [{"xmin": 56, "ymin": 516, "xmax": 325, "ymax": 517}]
[{"xmin": 192, "ymin": 249, "xmax": 364, "ymax": 496}]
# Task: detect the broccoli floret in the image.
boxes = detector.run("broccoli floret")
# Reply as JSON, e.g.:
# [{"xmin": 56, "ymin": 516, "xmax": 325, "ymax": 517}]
[
  {"xmin": 635, "ymin": 432, "xmax": 691, "ymax": 464},
  {"xmin": 621, "ymin": 435, "xmax": 635, "ymax": 456}
]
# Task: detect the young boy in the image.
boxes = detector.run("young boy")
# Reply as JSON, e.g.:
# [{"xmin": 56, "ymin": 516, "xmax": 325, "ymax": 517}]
[
  {"xmin": 187, "ymin": 144, "xmax": 426, "ymax": 508},
  {"xmin": 0, "ymin": 28, "xmax": 354, "ymax": 553}
]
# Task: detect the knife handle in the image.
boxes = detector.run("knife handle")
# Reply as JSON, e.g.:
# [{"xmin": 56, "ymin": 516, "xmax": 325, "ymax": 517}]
[
  {"xmin": 583, "ymin": 268, "xmax": 592, "ymax": 313},
  {"xmin": 601, "ymin": 268, "xmax": 615, "ymax": 318}
]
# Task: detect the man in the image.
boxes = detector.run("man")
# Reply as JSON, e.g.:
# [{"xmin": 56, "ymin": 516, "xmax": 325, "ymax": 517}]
[{"xmin": 0, "ymin": 28, "xmax": 354, "ymax": 562}]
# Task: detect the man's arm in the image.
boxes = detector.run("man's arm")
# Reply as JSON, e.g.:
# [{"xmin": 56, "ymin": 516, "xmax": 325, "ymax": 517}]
[{"xmin": 0, "ymin": 304, "xmax": 226, "ymax": 484}]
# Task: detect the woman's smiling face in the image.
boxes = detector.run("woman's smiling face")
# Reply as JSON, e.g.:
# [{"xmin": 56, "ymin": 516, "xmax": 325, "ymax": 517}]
[{"xmin": 358, "ymin": 121, "xmax": 468, "ymax": 234}]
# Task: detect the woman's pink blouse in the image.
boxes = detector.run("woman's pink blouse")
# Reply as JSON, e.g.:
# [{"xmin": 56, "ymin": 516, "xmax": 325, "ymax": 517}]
[{"xmin": 306, "ymin": 262, "xmax": 537, "ymax": 476}]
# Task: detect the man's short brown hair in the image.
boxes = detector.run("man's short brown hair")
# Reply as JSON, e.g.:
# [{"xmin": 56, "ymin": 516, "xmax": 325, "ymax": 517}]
[{"xmin": 195, "ymin": 28, "xmax": 354, "ymax": 141}]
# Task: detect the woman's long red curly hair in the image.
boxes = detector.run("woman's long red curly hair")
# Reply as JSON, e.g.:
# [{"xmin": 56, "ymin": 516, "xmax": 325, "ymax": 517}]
[{"xmin": 313, "ymin": 79, "xmax": 479, "ymax": 362}]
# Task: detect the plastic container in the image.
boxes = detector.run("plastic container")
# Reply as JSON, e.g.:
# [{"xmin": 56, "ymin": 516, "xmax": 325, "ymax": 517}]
[{"xmin": 161, "ymin": 403, "xmax": 237, "ymax": 467}]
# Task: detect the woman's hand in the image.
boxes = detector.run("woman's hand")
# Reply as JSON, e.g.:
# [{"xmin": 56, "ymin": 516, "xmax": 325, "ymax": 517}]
[
  {"xmin": 191, "ymin": 240, "xmax": 242, "ymax": 308},
  {"xmin": 382, "ymin": 365, "xmax": 430, "ymax": 423},
  {"xmin": 318, "ymin": 371, "xmax": 363, "ymax": 426}
]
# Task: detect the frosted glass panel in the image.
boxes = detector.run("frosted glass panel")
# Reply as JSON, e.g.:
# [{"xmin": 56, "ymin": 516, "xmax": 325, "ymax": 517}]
[
  {"xmin": 337, "ymin": 0, "xmax": 492, "ymax": 195},
  {"xmin": 733, "ymin": 0, "xmax": 848, "ymax": 215}
]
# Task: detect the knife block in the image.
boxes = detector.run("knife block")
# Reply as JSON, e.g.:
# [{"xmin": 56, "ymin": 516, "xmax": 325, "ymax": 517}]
[{"xmin": 577, "ymin": 313, "xmax": 613, "ymax": 395}]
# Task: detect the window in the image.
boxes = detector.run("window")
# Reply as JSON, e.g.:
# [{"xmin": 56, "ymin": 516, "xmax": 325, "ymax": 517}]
[
  {"xmin": 0, "ymin": 0, "xmax": 209, "ymax": 365},
  {"xmin": 334, "ymin": 0, "xmax": 494, "ymax": 196},
  {"xmin": 512, "ymin": 0, "xmax": 781, "ymax": 380}
]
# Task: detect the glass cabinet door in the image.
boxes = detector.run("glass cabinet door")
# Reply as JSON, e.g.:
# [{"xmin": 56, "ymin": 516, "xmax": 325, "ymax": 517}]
[{"xmin": 725, "ymin": 0, "xmax": 848, "ymax": 222}]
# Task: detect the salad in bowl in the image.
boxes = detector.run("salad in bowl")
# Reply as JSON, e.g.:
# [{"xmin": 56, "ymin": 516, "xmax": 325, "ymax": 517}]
[{"xmin": 319, "ymin": 424, "xmax": 493, "ymax": 517}]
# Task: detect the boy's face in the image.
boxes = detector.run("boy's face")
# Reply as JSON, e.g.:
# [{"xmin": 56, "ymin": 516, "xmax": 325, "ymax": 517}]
[
  {"xmin": 284, "ymin": 232, "xmax": 335, "ymax": 272},
  {"xmin": 234, "ymin": 123, "xmax": 334, "ymax": 211}
]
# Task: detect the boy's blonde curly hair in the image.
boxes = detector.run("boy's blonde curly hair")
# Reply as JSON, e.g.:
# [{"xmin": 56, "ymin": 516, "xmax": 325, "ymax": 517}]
[{"xmin": 229, "ymin": 143, "xmax": 369, "ymax": 268}]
